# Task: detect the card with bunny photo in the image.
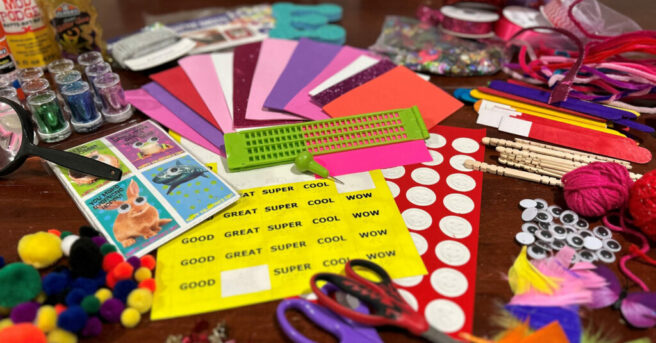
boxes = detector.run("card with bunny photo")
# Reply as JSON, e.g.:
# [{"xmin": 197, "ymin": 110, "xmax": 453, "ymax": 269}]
[{"xmin": 106, "ymin": 120, "xmax": 183, "ymax": 170}]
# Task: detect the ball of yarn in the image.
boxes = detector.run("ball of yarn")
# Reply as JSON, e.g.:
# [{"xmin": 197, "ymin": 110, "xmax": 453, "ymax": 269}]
[
  {"xmin": 0, "ymin": 263, "xmax": 42, "ymax": 308},
  {"xmin": 113, "ymin": 280, "xmax": 137, "ymax": 303},
  {"xmin": 42, "ymin": 272, "xmax": 69, "ymax": 296},
  {"xmin": 127, "ymin": 289, "xmax": 153, "ymax": 314},
  {"xmin": 10, "ymin": 302, "xmax": 39, "ymax": 323},
  {"xmin": 102, "ymin": 252, "xmax": 123, "ymax": 272},
  {"xmin": 140, "ymin": 255, "xmax": 156, "ymax": 270},
  {"xmin": 134, "ymin": 267, "xmax": 152, "ymax": 283},
  {"xmin": 120, "ymin": 308, "xmax": 141, "ymax": 328},
  {"xmin": 94, "ymin": 288, "xmax": 112, "ymax": 304},
  {"xmin": 47, "ymin": 328, "xmax": 77, "ymax": 343},
  {"xmin": 629, "ymin": 169, "xmax": 656, "ymax": 240},
  {"xmin": 562, "ymin": 162, "xmax": 633, "ymax": 217},
  {"xmin": 80, "ymin": 316, "xmax": 102, "ymax": 337},
  {"xmin": 81, "ymin": 295, "xmax": 100, "ymax": 314},
  {"xmin": 99, "ymin": 298, "xmax": 124, "ymax": 323},
  {"xmin": 35, "ymin": 305, "xmax": 57, "ymax": 332},
  {"xmin": 0, "ymin": 323, "xmax": 47, "ymax": 343},
  {"xmin": 57, "ymin": 306, "xmax": 87, "ymax": 332},
  {"xmin": 17, "ymin": 232, "xmax": 62, "ymax": 269},
  {"xmin": 69, "ymin": 238, "xmax": 103, "ymax": 278},
  {"xmin": 60, "ymin": 235, "xmax": 79, "ymax": 256}
]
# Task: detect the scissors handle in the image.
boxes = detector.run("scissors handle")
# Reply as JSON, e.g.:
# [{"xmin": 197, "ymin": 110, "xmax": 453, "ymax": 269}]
[{"xmin": 277, "ymin": 299, "xmax": 337, "ymax": 343}]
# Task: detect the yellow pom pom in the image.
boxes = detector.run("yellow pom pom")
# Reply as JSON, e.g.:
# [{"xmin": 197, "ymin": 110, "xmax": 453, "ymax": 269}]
[
  {"xmin": 133, "ymin": 267, "xmax": 152, "ymax": 283},
  {"xmin": 35, "ymin": 292, "xmax": 47, "ymax": 304},
  {"xmin": 35, "ymin": 305, "xmax": 57, "ymax": 333},
  {"xmin": 126, "ymin": 288, "xmax": 153, "ymax": 314},
  {"xmin": 47, "ymin": 329, "xmax": 77, "ymax": 343},
  {"xmin": 18, "ymin": 232, "xmax": 62, "ymax": 269},
  {"xmin": 120, "ymin": 308, "xmax": 141, "ymax": 328},
  {"xmin": 0, "ymin": 318, "xmax": 12, "ymax": 330},
  {"xmin": 94, "ymin": 288, "xmax": 112, "ymax": 304}
]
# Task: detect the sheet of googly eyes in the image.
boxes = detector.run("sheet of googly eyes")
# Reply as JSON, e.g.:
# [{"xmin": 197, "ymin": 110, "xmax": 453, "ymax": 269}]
[{"xmin": 383, "ymin": 126, "xmax": 485, "ymax": 337}]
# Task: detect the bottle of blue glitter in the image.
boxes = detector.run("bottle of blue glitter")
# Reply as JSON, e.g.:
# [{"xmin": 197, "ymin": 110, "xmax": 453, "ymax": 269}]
[{"xmin": 61, "ymin": 80, "xmax": 103, "ymax": 133}]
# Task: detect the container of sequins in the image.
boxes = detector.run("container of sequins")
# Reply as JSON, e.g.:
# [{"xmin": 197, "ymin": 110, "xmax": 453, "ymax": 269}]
[
  {"xmin": 93, "ymin": 72, "xmax": 133, "ymax": 123},
  {"xmin": 85, "ymin": 62, "xmax": 112, "ymax": 109},
  {"xmin": 22, "ymin": 78, "xmax": 50, "ymax": 98},
  {"xmin": 17, "ymin": 68, "xmax": 44, "ymax": 88},
  {"xmin": 26, "ymin": 90, "xmax": 71, "ymax": 143},
  {"xmin": 61, "ymin": 81, "xmax": 103, "ymax": 133},
  {"xmin": 47, "ymin": 58, "xmax": 75, "ymax": 76},
  {"xmin": 53, "ymin": 70, "xmax": 82, "ymax": 91},
  {"xmin": 77, "ymin": 51, "xmax": 103, "ymax": 70}
]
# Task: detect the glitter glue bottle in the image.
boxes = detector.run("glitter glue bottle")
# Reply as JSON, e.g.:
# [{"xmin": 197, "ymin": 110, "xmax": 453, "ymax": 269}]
[
  {"xmin": 17, "ymin": 68, "xmax": 45, "ymax": 88},
  {"xmin": 93, "ymin": 72, "xmax": 133, "ymax": 123},
  {"xmin": 22, "ymin": 78, "xmax": 50, "ymax": 98},
  {"xmin": 61, "ymin": 80, "xmax": 102, "ymax": 133},
  {"xmin": 26, "ymin": 90, "xmax": 71, "ymax": 143}
]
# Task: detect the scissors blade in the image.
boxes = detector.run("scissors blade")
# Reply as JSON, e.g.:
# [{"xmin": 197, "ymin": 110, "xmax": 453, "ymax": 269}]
[{"xmin": 421, "ymin": 327, "xmax": 459, "ymax": 343}]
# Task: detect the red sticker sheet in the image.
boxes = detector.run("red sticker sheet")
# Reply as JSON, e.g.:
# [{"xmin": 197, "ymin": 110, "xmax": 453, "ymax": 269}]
[{"xmin": 383, "ymin": 126, "xmax": 485, "ymax": 337}]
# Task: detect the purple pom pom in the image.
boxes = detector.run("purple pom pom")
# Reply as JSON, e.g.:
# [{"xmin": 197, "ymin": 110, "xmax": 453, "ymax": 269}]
[
  {"xmin": 81, "ymin": 316, "xmax": 103, "ymax": 337},
  {"xmin": 126, "ymin": 256, "xmax": 141, "ymax": 269},
  {"xmin": 113, "ymin": 279, "xmax": 137, "ymax": 303},
  {"xmin": 10, "ymin": 302, "xmax": 40, "ymax": 323},
  {"xmin": 91, "ymin": 236, "xmax": 107, "ymax": 247},
  {"xmin": 57, "ymin": 305, "xmax": 88, "ymax": 332},
  {"xmin": 65, "ymin": 288, "xmax": 87, "ymax": 306},
  {"xmin": 99, "ymin": 298, "xmax": 124, "ymax": 323}
]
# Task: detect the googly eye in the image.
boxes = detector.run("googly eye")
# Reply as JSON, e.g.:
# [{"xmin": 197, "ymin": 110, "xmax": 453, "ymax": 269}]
[
  {"xmin": 538, "ymin": 221, "xmax": 551, "ymax": 230},
  {"xmin": 117, "ymin": 203, "xmax": 131, "ymax": 214},
  {"xmin": 521, "ymin": 207, "xmax": 538, "ymax": 221},
  {"xmin": 578, "ymin": 249, "xmax": 597, "ymax": 262},
  {"xmin": 603, "ymin": 238, "xmax": 621, "ymax": 252},
  {"xmin": 549, "ymin": 223, "xmax": 567, "ymax": 240},
  {"xmin": 593, "ymin": 226, "xmax": 611, "ymax": 239},
  {"xmin": 134, "ymin": 196, "xmax": 146, "ymax": 206},
  {"xmin": 575, "ymin": 218, "xmax": 589, "ymax": 230},
  {"xmin": 579, "ymin": 230, "xmax": 593, "ymax": 239},
  {"xmin": 535, "ymin": 210, "xmax": 553, "ymax": 223},
  {"xmin": 560, "ymin": 210, "xmax": 579, "ymax": 225},
  {"xmin": 527, "ymin": 244, "xmax": 548, "ymax": 260},
  {"xmin": 519, "ymin": 199, "xmax": 537, "ymax": 209},
  {"xmin": 535, "ymin": 229, "xmax": 554, "ymax": 243},
  {"xmin": 167, "ymin": 167, "xmax": 182, "ymax": 175},
  {"xmin": 566, "ymin": 232, "xmax": 584, "ymax": 249},
  {"xmin": 547, "ymin": 205, "xmax": 563, "ymax": 217},
  {"xmin": 564, "ymin": 226, "xmax": 577, "ymax": 235},
  {"xmin": 596, "ymin": 249, "xmax": 616, "ymax": 263},
  {"xmin": 551, "ymin": 240, "xmax": 566, "ymax": 251},
  {"xmin": 522, "ymin": 223, "xmax": 540, "ymax": 234},
  {"xmin": 90, "ymin": 155, "xmax": 99, "ymax": 160},
  {"xmin": 534, "ymin": 240, "xmax": 552, "ymax": 252},
  {"xmin": 583, "ymin": 236, "xmax": 603, "ymax": 250},
  {"xmin": 148, "ymin": 136, "xmax": 159, "ymax": 143},
  {"xmin": 515, "ymin": 232, "xmax": 535, "ymax": 245},
  {"xmin": 132, "ymin": 141, "xmax": 144, "ymax": 148},
  {"xmin": 533, "ymin": 198, "xmax": 548, "ymax": 210}
]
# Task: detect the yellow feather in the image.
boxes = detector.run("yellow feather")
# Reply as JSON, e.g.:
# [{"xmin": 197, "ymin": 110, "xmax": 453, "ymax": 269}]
[{"xmin": 508, "ymin": 247, "xmax": 560, "ymax": 295}]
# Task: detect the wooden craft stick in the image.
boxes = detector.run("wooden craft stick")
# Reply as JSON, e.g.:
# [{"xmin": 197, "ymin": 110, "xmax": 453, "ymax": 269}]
[
  {"xmin": 464, "ymin": 159, "xmax": 563, "ymax": 187},
  {"xmin": 496, "ymin": 146, "xmax": 582, "ymax": 168},
  {"xmin": 513, "ymin": 137, "xmax": 632, "ymax": 167},
  {"xmin": 498, "ymin": 157, "xmax": 564, "ymax": 178}
]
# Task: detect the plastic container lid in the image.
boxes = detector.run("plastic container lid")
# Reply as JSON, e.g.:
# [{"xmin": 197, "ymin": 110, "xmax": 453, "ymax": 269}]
[
  {"xmin": 17, "ymin": 67, "xmax": 44, "ymax": 82},
  {"xmin": 94, "ymin": 72, "xmax": 120, "ymax": 89},
  {"xmin": 77, "ymin": 51, "xmax": 103, "ymax": 67},
  {"xmin": 85, "ymin": 62, "xmax": 112, "ymax": 78},
  {"xmin": 47, "ymin": 59, "xmax": 75, "ymax": 75},
  {"xmin": 61, "ymin": 80, "xmax": 90, "ymax": 96},
  {"xmin": 440, "ymin": 5, "xmax": 499, "ymax": 23},
  {"xmin": 22, "ymin": 78, "xmax": 50, "ymax": 95},
  {"xmin": 27, "ymin": 90, "xmax": 57, "ymax": 106},
  {"xmin": 54, "ymin": 70, "xmax": 82, "ymax": 86}
]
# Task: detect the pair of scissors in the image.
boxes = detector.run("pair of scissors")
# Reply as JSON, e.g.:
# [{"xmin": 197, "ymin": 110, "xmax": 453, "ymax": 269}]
[
  {"xmin": 310, "ymin": 259, "xmax": 458, "ymax": 343},
  {"xmin": 277, "ymin": 284, "xmax": 383, "ymax": 343}
]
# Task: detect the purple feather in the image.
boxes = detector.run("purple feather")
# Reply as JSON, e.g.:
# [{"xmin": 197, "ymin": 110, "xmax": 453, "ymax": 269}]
[
  {"xmin": 588, "ymin": 265, "xmax": 621, "ymax": 309},
  {"xmin": 621, "ymin": 292, "xmax": 656, "ymax": 328}
]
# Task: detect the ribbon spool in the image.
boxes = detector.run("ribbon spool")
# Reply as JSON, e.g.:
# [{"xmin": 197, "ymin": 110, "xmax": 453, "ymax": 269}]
[
  {"xmin": 439, "ymin": 5, "xmax": 500, "ymax": 39},
  {"xmin": 495, "ymin": 6, "xmax": 552, "ymax": 40}
]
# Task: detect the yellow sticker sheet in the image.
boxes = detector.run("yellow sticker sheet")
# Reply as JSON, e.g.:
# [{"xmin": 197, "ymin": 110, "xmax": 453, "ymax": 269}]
[{"xmin": 152, "ymin": 170, "xmax": 426, "ymax": 320}]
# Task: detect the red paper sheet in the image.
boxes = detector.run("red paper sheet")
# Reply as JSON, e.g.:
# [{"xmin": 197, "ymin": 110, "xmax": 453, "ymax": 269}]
[
  {"xmin": 322, "ymin": 66, "xmax": 464, "ymax": 129},
  {"xmin": 150, "ymin": 67, "xmax": 221, "ymax": 130},
  {"xmin": 383, "ymin": 126, "xmax": 485, "ymax": 337}
]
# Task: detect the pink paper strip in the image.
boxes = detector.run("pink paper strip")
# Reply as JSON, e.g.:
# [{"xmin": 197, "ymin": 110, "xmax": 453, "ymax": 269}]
[
  {"xmin": 125, "ymin": 89, "xmax": 225, "ymax": 157},
  {"xmin": 315, "ymin": 140, "xmax": 431, "ymax": 176},
  {"xmin": 283, "ymin": 46, "xmax": 375, "ymax": 120},
  {"xmin": 179, "ymin": 55, "xmax": 234, "ymax": 133},
  {"xmin": 245, "ymin": 38, "xmax": 304, "ymax": 121}
]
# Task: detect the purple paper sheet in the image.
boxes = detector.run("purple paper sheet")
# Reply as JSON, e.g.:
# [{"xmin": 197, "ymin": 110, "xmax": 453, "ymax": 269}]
[
  {"xmin": 312, "ymin": 59, "xmax": 396, "ymax": 107},
  {"xmin": 264, "ymin": 38, "xmax": 342, "ymax": 112},
  {"xmin": 143, "ymin": 82, "xmax": 225, "ymax": 150}
]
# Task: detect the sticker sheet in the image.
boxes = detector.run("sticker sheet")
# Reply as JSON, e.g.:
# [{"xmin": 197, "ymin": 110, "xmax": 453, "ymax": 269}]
[
  {"xmin": 50, "ymin": 120, "xmax": 240, "ymax": 258},
  {"xmin": 151, "ymin": 170, "xmax": 427, "ymax": 320},
  {"xmin": 383, "ymin": 126, "xmax": 485, "ymax": 337}
]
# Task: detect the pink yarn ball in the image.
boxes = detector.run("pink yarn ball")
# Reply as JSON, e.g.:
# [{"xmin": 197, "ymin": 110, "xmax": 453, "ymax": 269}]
[{"xmin": 562, "ymin": 162, "xmax": 633, "ymax": 217}]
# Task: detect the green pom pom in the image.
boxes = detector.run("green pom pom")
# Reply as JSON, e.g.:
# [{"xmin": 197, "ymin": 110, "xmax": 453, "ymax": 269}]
[
  {"xmin": 0, "ymin": 263, "xmax": 42, "ymax": 308},
  {"xmin": 100, "ymin": 243, "xmax": 117, "ymax": 256},
  {"xmin": 60, "ymin": 231, "xmax": 73, "ymax": 239},
  {"xmin": 81, "ymin": 295, "xmax": 100, "ymax": 314}
]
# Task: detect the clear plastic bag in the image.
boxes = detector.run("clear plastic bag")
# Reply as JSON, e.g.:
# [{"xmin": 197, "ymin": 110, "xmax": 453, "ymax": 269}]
[{"xmin": 543, "ymin": 0, "xmax": 642, "ymax": 40}]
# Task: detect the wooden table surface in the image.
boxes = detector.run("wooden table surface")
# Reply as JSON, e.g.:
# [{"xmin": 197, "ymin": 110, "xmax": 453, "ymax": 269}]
[{"xmin": 2, "ymin": 0, "xmax": 656, "ymax": 341}]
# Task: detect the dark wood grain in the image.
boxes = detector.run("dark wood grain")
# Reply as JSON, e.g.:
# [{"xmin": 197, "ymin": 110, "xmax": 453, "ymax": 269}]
[{"xmin": 1, "ymin": 0, "xmax": 654, "ymax": 341}]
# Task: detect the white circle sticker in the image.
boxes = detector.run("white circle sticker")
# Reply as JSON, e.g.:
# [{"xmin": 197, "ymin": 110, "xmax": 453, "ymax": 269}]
[
  {"xmin": 425, "ymin": 299, "xmax": 465, "ymax": 333},
  {"xmin": 446, "ymin": 173, "xmax": 476, "ymax": 192},
  {"xmin": 386, "ymin": 181, "xmax": 400, "ymax": 198},
  {"xmin": 443, "ymin": 193, "xmax": 475, "ymax": 214},
  {"xmin": 402, "ymin": 208, "xmax": 433, "ymax": 231},
  {"xmin": 410, "ymin": 232, "xmax": 428, "ymax": 255},
  {"xmin": 406, "ymin": 186, "xmax": 437, "ymax": 206},
  {"xmin": 398, "ymin": 289, "xmax": 419, "ymax": 311},
  {"xmin": 439, "ymin": 216, "xmax": 472, "ymax": 239},
  {"xmin": 422, "ymin": 150, "xmax": 444, "ymax": 166},
  {"xmin": 435, "ymin": 240, "xmax": 471, "ymax": 266},
  {"xmin": 393, "ymin": 275, "xmax": 423, "ymax": 287},
  {"xmin": 452, "ymin": 137, "xmax": 479, "ymax": 153},
  {"xmin": 411, "ymin": 167, "xmax": 440, "ymax": 185},
  {"xmin": 381, "ymin": 166, "xmax": 405, "ymax": 179},
  {"xmin": 450, "ymin": 155, "xmax": 475, "ymax": 172},
  {"xmin": 431, "ymin": 268, "xmax": 468, "ymax": 297},
  {"xmin": 426, "ymin": 133, "xmax": 447, "ymax": 148}
]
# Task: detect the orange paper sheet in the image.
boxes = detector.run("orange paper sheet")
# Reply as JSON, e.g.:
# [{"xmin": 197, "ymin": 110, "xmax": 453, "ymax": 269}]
[{"xmin": 322, "ymin": 66, "xmax": 463, "ymax": 129}]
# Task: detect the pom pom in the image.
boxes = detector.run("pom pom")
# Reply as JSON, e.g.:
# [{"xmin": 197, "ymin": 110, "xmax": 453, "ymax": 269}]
[
  {"xmin": 94, "ymin": 288, "xmax": 112, "ymax": 304},
  {"xmin": 69, "ymin": 238, "xmax": 102, "ymax": 278},
  {"xmin": 138, "ymin": 278, "xmax": 156, "ymax": 292},
  {"xmin": 65, "ymin": 289, "xmax": 86, "ymax": 306},
  {"xmin": 0, "ymin": 256, "xmax": 4, "ymax": 269},
  {"xmin": 134, "ymin": 267, "xmax": 152, "ymax": 283},
  {"xmin": 113, "ymin": 280, "xmax": 137, "ymax": 303},
  {"xmin": 81, "ymin": 295, "xmax": 100, "ymax": 314},
  {"xmin": 60, "ymin": 231, "xmax": 73, "ymax": 238},
  {"xmin": 47, "ymin": 328, "xmax": 77, "ymax": 343},
  {"xmin": 102, "ymin": 252, "xmax": 123, "ymax": 272},
  {"xmin": 99, "ymin": 243, "xmax": 117, "ymax": 256},
  {"xmin": 78, "ymin": 226, "xmax": 98, "ymax": 238},
  {"xmin": 112, "ymin": 262, "xmax": 134, "ymax": 281},
  {"xmin": 140, "ymin": 255, "xmax": 156, "ymax": 270},
  {"xmin": 70, "ymin": 277, "xmax": 97, "ymax": 295},
  {"xmin": 93, "ymin": 271, "xmax": 106, "ymax": 288},
  {"xmin": 0, "ymin": 263, "xmax": 42, "ymax": 308},
  {"xmin": 99, "ymin": 298, "xmax": 124, "ymax": 323},
  {"xmin": 80, "ymin": 316, "xmax": 102, "ymax": 337},
  {"xmin": 562, "ymin": 162, "xmax": 632, "ymax": 217},
  {"xmin": 105, "ymin": 272, "xmax": 117, "ymax": 289},
  {"xmin": 120, "ymin": 308, "xmax": 141, "ymax": 328},
  {"xmin": 127, "ymin": 289, "xmax": 152, "ymax": 314},
  {"xmin": 35, "ymin": 292, "xmax": 47, "ymax": 304},
  {"xmin": 35, "ymin": 305, "xmax": 57, "ymax": 332},
  {"xmin": 0, "ymin": 318, "xmax": 12, "ymax": 329},
  {"xmin": 57, "ymin": 306, "xmax": 87, "ymax": 332},
  {"xmin": 47, "ymin": 229, "xmax": 61, "ymax": 237},
  {"xmin": 126, "ymin": 256, "xmax": 141, "ymax": 269},
  {"xmin": 54, "ymin": 304, "xmax": 67, "ymax": 315},
  {"xmin": 60, "ymin": 235, "xmax": 79, "ymax": 256},
  {"xmin": 0, "ymin": 323, "xmax": 46, "ymax": 343},
  {"xmin": 629, "ymin": 169, "xmax": 656, "ymax": 240},
  {"xmin": 42, "ymin": 272, "xmax": 69, "ymax": 296},
  {"xmin": 91, "ymin": 236, "xmax": 106, "ymax": 247},
  {"xmin": 10, "ymin": 302, "xmax": 39, "ymax": 323},
  {"xmin": 18, "ymin": 232, "xmax": 62, "ymax": 269}
]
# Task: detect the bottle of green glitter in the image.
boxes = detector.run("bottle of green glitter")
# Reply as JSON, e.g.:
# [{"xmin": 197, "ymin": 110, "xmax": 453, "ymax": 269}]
[{"xmin": 26, "ymin": 90, "xmax": 71, "ymax": 143}]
